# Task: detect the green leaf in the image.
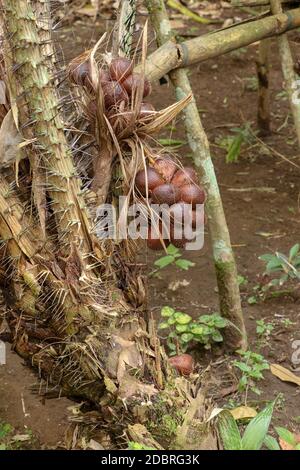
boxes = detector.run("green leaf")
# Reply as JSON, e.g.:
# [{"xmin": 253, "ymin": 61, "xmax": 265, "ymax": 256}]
[
  {"xmin": 161, "ymin": 306, "xmax": 175, "ymax": 317},
  {"xmin": 166, "ymin": 244, "xmax": 179, "ymax": 256},
  {"xmin": 180, "ymin": 333, "xmax": 194, "ymax": 343},
  {"xmin": 226, "ymin": 133, "xmax": 243, "ymax": 164},
  {"xmin": 234, "ymin": 362, "xmax": 251, "ymax": 373},
  {"xmin": 218, "ymin": 410, "xmax": 242, "ymax": 450},
  {"xmin": 289, "ymin": 243, "xmax": 300, "ymax": 260},
  {"xmin": 212, "ymin": 330, "xmax": 223, "ymax": 342},
  {"xmin": 248, "ymin": 296, "xmax": 257, "ymax": 305},
  {"xmin": 174, "ymin": 312, "xmax": 192, "ymax": 324},
  {"xmin": 0, "ymin": 423, "xmax": 12, "ymax": 439},
  {"xmin": 174, "ymin": 258, "xmax": 195, "ymax": 271},
  {"xmin": 176, "ymin": 324, "xmax": 188, "ymax": 333},
  {"xmin": 266, "ymin": 258, "xmax": 283, "ymax": 273},
  {"xmin": 264, "ymin": 434, "xmax": 280, "ymax": 450},
  {"xmin": 242, "ymin": 401, "xmax": 274, "ymax": 450},
  {"xmin": 158, "ymin": 322, "xmax": 169, "ymax": 330},
  {"xmin": 154, "ymin": 255, "xmax": 174, "ymax": 269},
  {"xmin": 275, "ymin": 427, "xmax": 297, "ymax": 446},
  {"xmin": 239, "ymin": 375, "xmax": 248, "ymax": 389},
  {"xmin": 167, "ymin": 342, "xmax": 177, "ymax": 351},
  {"xmin": 249, "ymin": 370, "xmax": 263, "ymax": 379},
  {"xmin": 198, "ymin": 314, "xmax": 211, "ymax": 324},
  {"xmin": 175, "ymin": 259, "xmax": 195, "ymax": 270},
  {"xmin": 158, "ymin": 138, "xmax": 186, "ymax": 148},
  {"xmin": 259, "ymin": 254, "xmax": 275, "ymax": 262},
  {"xmin": 189, "ymin": 325, "xmax": 204, "ymax": 335},
  {"xmin": 213, "ymin": 317, "xmax": 228, "ymax": 329}
]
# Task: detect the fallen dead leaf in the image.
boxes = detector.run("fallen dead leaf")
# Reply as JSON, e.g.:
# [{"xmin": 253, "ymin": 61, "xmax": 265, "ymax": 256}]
[
  {"xmin": 168, "ymin": 279, "xmax": 190, "ymax": 291},
  {"xmin": 230, "ymin": 406, "xmax": 257, "ymax": 420},
  {"xmin": 88, "ymin": 439, "xmax": 104, "ymax": 450},
  {"xmin": 270, "ymin": 363, "xmax": 300, "ymax": 386},
  {"xmin": 12, "ymin": 434, "xmax": 31, "ymax": 442}
]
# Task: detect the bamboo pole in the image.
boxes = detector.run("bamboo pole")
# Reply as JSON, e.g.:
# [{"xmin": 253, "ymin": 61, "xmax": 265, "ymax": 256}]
[
  {"xmin": 270, "ymin": 0, "xmax": 300, "ymax": 147},
  {"xmin": 139, "ymin": 7, "xmax": 300, "ymax": 83},
  {"xmin": 146, "ymin": 0, "xmax": 247, "ymax": 349},
  {"xmin": 257, "ymin": 40, "xmax": 271, "ymax": 134},
  {"xmin": 1, "ymin": 0, "xmax": 92, "ymax": 259}
]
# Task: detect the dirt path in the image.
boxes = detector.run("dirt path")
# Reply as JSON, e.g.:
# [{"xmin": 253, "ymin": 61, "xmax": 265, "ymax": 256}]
[{"xmin": 0, "ymin": 348, "xmax": 71, "ymax": 448}]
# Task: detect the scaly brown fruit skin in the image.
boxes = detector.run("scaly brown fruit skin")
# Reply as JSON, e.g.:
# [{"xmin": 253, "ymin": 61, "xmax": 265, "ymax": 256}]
[
  {"xmin": 172, "ymin": 167, "xmax": 198, "ymax": 187},
  {"xmin": 147, "ymin": 226, "xmax": 170, "ymax": 251},
  {"xmin": 153, "ymin": 156, "xmax": 177, "ymax": 182},
  {"xmin": 180, "ymin": 184, "xmax": 206, "ymax": 207},
  {"xmin": 135, "ymin": 168, "xmax": 164, "ymax": 195},
  {"xmin": 122, "ymin": 73, "xmax": 152, "ymax": 97},
  {"xmin": 152, "ymin": 183, "xmax": 180, "ymax": 205},
  {"xmin": 169, "ymin": 354, "xmax": 194, "ymax": 375},
  {"xmin": 110, "ymin": 57, "xmax": 133, "ymax": 82},
  {"xmin": 101, "ymin": 81, "xmax": 129, "ymax": 109}
]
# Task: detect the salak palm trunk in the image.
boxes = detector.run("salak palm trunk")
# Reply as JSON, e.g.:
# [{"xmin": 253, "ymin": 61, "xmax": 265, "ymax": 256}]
[{"xmin": 0, "ymin": 0, "xmax": 154, "ymax": 405}]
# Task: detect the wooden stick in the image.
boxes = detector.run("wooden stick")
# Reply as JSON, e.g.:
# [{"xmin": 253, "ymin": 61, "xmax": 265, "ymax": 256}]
[
  {"xmin": 146, "ymin": 0, "xmax": 247, "ymax": 350},
  {"xmin": 270, "ymin": 0, "xmax": 300, "ymax": 148},
  {"xmin": 257, "ymin": 39, "xmax": 271, "ymax": 134},
  {"xmin": 139, "ymin": 8, "xmax": 300, "ymax": 83}
]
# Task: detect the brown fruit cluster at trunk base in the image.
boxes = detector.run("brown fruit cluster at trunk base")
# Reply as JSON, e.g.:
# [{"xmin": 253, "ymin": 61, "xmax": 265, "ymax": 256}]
[
  {"xmin": 134, "ymin": 158, "xmax": 206, "ymax": 251},
  {"xmin": 169, "ymin": 354, "xmax": 194, "ymax": 376}
]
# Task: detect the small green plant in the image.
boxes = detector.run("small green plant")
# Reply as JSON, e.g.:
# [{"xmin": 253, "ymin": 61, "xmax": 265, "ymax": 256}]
[
  {"xmin": 216, "ymin": 123, "xmax": 255, "ymax": 164},
  {"xmin": 0, "ymin": 422, "xmax": 36, "ymax": 450},
  {"xmin": 218, "ymin": 401, "xmax": 275, "ymax": 450},
  {"xmin": 152, "ymin": 244, "xmax": 195, "ymax": 274},
  {"xmin": 128, "ymin": 442, "xmax": 155, "ymax": 450},
  {"xmin": 233, "ymin": 350, "xmax": 269, "ymax": 395},
  {"xmin": 281, "ymin": 318, "xmax": 296, "ymax": 328},
  {"xmin": 256, "ymin": 319, "xmax": 274, "ymax": 339},
  {"xmin": 243, "ymin": 76, "xmax": 259, "ymax": 92},
  {"xmin": 159, "ymin": 307, "xmax": 227, "ymax": 355},
  {"xmin": 0, "ymin": 422, "xmax": 13, "ymax": 450},
  {"xmin": 265, "ymin": 427, "xmax": 300, "ymax": 451},
  {"xmin": 259, "ymin": 244, "xmax": 300, "ymax": 288},
  {"xmin": 238, "ymin": 275, "xmax": 248, "ymax": 287}
]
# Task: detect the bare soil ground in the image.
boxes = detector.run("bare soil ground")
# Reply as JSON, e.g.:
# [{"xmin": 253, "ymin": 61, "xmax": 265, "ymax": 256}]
[{"xmin": 0, "ymin": 7, "xmax": 299, "ymax": 448}]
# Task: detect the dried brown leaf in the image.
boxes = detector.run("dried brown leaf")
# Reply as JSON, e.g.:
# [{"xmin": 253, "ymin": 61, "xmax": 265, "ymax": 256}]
[{"xmin": 270, "ymin": 363, "xmax": 300, "ymax": 386}]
